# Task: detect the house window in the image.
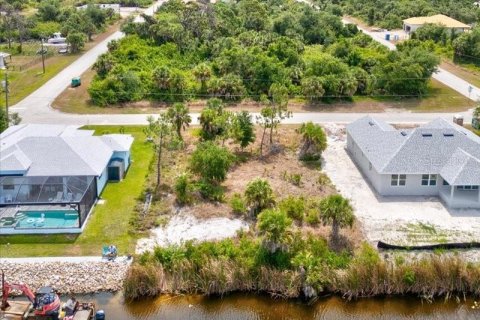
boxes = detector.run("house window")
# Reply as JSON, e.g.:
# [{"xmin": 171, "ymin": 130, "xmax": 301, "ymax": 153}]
[
  {"xmin": 458, "ymin": 186, "xmax": 479, "ymax": 190},
  {"xmin": 391, "ymin": 174, "xmax": 406, "ymax": 186},
  {"xmin": 443, "ymin": 180, "xmax": 449, "ymax": 186},
  {"xmin": 3, "ymin": 184, "xmax": 14, "ymax": 190},
  {"xmin": 421, "ymin": 174, "xmax": 437, "ymax": 186}
]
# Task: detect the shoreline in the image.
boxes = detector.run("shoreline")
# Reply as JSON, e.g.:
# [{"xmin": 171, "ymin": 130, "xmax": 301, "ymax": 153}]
[{"xmin": 0, "ymin": 258, "xmax": 131, "ymax": 295}]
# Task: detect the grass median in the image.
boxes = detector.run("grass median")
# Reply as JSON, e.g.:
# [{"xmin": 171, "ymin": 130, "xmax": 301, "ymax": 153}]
[{"xmin": 0, "ymin": 125, "xmax": 153, "ymax": 257}]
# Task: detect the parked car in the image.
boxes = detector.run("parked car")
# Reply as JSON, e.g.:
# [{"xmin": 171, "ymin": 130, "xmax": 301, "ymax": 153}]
[{"xmin": 47, "ymin": 32, "xmax": 66, "ymax": 44}]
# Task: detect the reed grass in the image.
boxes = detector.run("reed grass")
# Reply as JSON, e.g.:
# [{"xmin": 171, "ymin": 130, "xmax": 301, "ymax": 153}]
[{"xmin": 124, "ymin": 240, "xmax": 480, "ymax": 301}]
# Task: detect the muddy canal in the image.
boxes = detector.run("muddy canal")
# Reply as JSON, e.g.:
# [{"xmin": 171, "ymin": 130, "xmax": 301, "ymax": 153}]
[{"xmin": 69, "ymin": 292, "xmax": 480, "ymax": 319}]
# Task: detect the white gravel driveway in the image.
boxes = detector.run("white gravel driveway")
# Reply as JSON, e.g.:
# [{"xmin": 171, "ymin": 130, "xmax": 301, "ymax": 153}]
[{"xmin": 322, "ymin": 130, "xmax": 480, "ymax": 246}]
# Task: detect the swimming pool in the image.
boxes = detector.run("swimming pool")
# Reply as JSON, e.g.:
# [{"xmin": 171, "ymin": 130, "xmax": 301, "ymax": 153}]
[{"xmin": 14, "ymin": 211, "xmax": 79, "ymax": 229}]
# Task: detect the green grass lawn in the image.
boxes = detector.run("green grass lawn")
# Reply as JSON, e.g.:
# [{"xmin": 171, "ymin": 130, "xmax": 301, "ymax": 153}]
[
  {"xmin": 352, "ymin": 79, "xmax": 475, "ymax": 113},
  {"xmin": 0, "ymin": 126, "xmax": 154, "ymax": 257},
  {"xmin": 4, "ymin": 22, "xmax": 120, "ymax": 106}
]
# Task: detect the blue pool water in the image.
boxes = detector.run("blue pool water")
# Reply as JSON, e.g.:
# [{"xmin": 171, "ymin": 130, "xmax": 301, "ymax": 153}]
[{"xmin": 15, "ymin": 210, "xmax": 79, "ymax": 229}]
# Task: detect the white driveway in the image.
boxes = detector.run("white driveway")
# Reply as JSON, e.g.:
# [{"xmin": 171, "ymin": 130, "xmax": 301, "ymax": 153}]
[{"xmin": 323, "ymin": 131, "xmax": 480, "ymax": 246}]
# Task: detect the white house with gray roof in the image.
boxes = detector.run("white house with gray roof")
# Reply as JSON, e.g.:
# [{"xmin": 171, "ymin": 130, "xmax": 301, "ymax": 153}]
[
  {"xmin": 0, "ymin": 124, "xmax": 133, "ymax": 233},
  {"xmin": 346, "ymin": 116, "xmax": 480, "ymax": 209}
]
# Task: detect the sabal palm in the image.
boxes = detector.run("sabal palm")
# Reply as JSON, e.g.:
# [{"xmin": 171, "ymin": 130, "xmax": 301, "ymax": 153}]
[
  {"xmin": 319, "ymin": 194, "xmax": 354, "ymax": 246},
  {"xmin": 167, "ymin": 103, "xmax": 191, "ymax": 140}
]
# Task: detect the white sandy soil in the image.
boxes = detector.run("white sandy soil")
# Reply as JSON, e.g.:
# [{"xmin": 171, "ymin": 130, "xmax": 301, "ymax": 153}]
[{"xmin": 136, "ymin": 212, "xmax": 249, "ymax": 254}]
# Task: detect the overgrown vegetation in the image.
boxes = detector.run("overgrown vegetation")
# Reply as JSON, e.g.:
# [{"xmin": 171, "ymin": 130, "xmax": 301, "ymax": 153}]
[{"xmin": 88, "ymin": 0, "xmax": 439, "ymax": 106}]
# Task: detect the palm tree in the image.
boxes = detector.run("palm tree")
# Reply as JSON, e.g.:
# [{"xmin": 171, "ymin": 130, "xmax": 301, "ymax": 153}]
[
  {"xmin": 298, "ymin": 122, "xmax": 327, "ymax": 160},
  {"xmin": 153, "ymin": 66, "xmax": 172, "ymax": 90},
  {"xmin": 319, "ymin": 194, "xmax": 354, "ymax": 247},
  {"xmin": 244, "ymin": 178, "xmax": 275, "ymax": 215},
  {"xmin": 257, "ymin": 208, "xmax": 292, "ymax": 252},
  {"xmin": 192, "ymin": 63, "xmax": 212, "ymax": 94},
  {"xmin": 166, "ymin": 103, "xmax": 191, "ymax": 140}
]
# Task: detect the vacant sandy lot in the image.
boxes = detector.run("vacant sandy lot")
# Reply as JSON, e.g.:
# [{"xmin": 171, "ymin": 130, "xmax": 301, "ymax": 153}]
[
  {"xmin": 136, "ymin": 210, "xmax": 249, "ymax": 254},
  {"xmin": 323, "ymin": 126, "xmax": 480, "ymax": 247}
]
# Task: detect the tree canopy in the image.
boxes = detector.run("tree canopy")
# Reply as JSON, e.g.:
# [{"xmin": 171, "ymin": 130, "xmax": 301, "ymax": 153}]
[{"xmin": 89, "ymin": 0, "xmax": 440, "ymax": 107}]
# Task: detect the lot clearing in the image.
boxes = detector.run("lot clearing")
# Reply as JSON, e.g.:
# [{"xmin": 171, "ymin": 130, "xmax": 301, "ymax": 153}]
[
  {"xmin": 323, "ymin": 125, "xmax": 480, "ymax": 249},
  {"xmin": 135, "ymin": 126, "xmax": 363, "ymax": 253}
]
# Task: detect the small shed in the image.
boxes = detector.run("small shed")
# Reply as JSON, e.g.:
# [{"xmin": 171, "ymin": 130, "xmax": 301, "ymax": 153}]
[
  {"xmin": 0, "ymin": 52, "xmax": 11, "ymax": 69},
  {"xmin": 108, "ymin": 158, "xmax": 125, "ymax": 181}
]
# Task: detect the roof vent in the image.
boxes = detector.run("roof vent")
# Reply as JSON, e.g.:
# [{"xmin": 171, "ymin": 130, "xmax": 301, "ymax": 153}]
[
  {"xmin": 400, "ymin": 131, "xmax": 407, "ymax": 136},
  {"xmin": 443, "ymin": 133, "xmax": 454, "ymax": 137},
  {"xmin": 368, "ymin": 121, "xmax": 375, "ymax": 126},
  {"xmin": 422, "ymin": 133, "xmax": 432, "ymax": 137}
]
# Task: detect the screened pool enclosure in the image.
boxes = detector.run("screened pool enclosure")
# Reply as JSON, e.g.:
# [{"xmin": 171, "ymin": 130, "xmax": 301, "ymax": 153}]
[{"xmin": 0, "ymin": 175, "xmax": 97, "ymax": 228}]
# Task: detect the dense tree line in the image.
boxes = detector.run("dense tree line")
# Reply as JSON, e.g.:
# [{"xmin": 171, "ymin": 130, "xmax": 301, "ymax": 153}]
[
  {"xmin": 89, "ymin": 0, "xmax": 439, "ymax": 106},
  {"xmin": 0, "ymin": 0, "xmax": 119, "ymax": 53}
]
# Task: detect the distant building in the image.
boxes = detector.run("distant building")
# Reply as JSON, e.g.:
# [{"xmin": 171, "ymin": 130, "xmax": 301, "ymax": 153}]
[
  {"xmin": 403, "ymin": 14, "xmax": 471, "ymax": 34},
  {"xmin": 76, "ymin": 3, "xmax": 121, "ymax": 13},
  {"xmin": 347, "ymin": 116, "xmax": 480, "ymax": 209}
]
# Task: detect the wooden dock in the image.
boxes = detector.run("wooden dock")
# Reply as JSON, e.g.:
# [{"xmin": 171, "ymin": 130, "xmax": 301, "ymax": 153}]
[{"xmin": 1, "ymin": 301, "xmax": 31, "ymax": 319}]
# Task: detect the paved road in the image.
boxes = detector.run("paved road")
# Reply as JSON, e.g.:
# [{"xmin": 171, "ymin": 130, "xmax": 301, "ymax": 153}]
[{"xmin": 9, "ymin": 4, "xmax": 476, "ymax": 126}]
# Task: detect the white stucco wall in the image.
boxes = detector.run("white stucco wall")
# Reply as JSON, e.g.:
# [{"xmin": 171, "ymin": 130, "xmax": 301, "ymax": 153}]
[
  {"xmin": 404, "ymin": 23, "xmax": 468, "ymax": 34},
  {"xmin": 346, "ymin": 133, "xmax": 382, "ymax": 192},
  {"xmin": 378, "ymin": 174, "xmax": 440, "ymax": 196}
]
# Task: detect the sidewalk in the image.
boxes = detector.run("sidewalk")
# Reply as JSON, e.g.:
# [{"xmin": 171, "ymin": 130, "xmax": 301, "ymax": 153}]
[{"xmin": 0, "ymin": 256, "xmax": 132, "ymax": 264}]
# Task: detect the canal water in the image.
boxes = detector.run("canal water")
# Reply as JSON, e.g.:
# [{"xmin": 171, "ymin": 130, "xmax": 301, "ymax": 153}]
[{"xmin": 72, "ymin": 292, "xmax": 479, "ymax": 320}]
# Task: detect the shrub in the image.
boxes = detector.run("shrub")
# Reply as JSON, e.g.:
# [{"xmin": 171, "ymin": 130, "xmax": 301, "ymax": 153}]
[
  {"xmin": 290, "ymin": 173, "xmax": 303, "ymax": 187},
  {"xmin": 197, "ymin": 180, "xmax": 225, "ymax": 202},
  {"xmin": 244, "ymin": 178, "xmax": 275, "ymax": 215},
  {"xmin": 230, "ymin": 193, "xmax": 247, "ymax": 214},
  {"xmin": 190, "ymin": 141, "xmax": 234, "ymax": 183},
  {"xmin": 174, "ymin": 172, "xmax": 193, "ymax": 205},
  {"xmin": 305, "ymin": 209, "xmax": 320, "ymax": 225},
  {"xmin": 279, "ymin": 196, "xmax": 305, "ymax": 221},
  {"xmin": 317, "ymin": 173, "xmax": 332, "ymax": 187},
  {"xmin": 257, "ymin": 209, "xmax": 292, "ymax": 250}
]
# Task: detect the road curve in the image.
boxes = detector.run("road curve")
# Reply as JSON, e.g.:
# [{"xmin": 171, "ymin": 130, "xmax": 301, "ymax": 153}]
[{"xmin": 9, "ymin": 4, "xmax": 476, "ymax": 126}]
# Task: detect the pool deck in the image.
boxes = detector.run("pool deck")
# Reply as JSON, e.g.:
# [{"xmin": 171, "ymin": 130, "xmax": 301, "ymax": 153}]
[
  {"xmin": 0, "ymin": 205, "xmax": 81, "ymax": 234},
  {"xmin": 0, "ymin": 204, "xmax": 77, "ymax": 218}
]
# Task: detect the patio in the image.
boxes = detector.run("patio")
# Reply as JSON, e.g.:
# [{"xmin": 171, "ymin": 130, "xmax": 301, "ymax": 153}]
[{"xmin": 0, "ymin": 175, "xmax": 97, "ymax": 231}]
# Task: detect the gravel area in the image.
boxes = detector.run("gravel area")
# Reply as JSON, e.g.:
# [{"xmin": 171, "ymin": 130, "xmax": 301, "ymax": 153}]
[
  {"xmin": 0, "ymin": 260, "xmax": 130, "ymax": 295},
  {"xmin": 322, "ymin": 125, "xmax": 480, "ymax": 251}
]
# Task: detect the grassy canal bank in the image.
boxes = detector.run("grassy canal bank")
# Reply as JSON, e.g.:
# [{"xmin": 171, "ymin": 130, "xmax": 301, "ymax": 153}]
[{"xmin": 125, "ymin": 240, "xmax": 480, "ymax": 300}]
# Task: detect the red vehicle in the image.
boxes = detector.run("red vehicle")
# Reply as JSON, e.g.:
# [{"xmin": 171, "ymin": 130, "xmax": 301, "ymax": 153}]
[{"xmin": 1, "ymin": 272, "xmax": 61, "ymax": 318}]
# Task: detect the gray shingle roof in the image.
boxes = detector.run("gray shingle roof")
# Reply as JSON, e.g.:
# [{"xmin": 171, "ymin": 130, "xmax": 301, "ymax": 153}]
[
  {"xmin": 0, "ymin": 125, "xmax": 134, "ymax": 177},
  {"xmin": 346, "ymin": 116, "xmax": 407, "ymax": 171},
  {"xmin": 347, "ymin": 116, "xmax": 480, "ymax": 185},
  {"xmin": 440, "ymin": 149, "xmax": 480, "ymax": 185}
]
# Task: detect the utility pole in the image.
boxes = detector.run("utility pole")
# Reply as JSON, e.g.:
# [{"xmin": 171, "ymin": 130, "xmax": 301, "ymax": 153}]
[{"xmin": 41, "ymin": 39, "xmax": 45, "ymax": 74}]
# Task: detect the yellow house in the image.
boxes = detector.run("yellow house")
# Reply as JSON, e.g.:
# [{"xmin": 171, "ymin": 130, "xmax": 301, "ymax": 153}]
[{"xmin": 403, "ymin": 14, "xmax": 471, "ymax": 34}]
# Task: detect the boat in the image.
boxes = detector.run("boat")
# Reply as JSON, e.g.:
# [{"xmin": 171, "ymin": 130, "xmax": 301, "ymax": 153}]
[{"xmin": 0, "ymin": 272, "xmax": 102, "ymax": 320}]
